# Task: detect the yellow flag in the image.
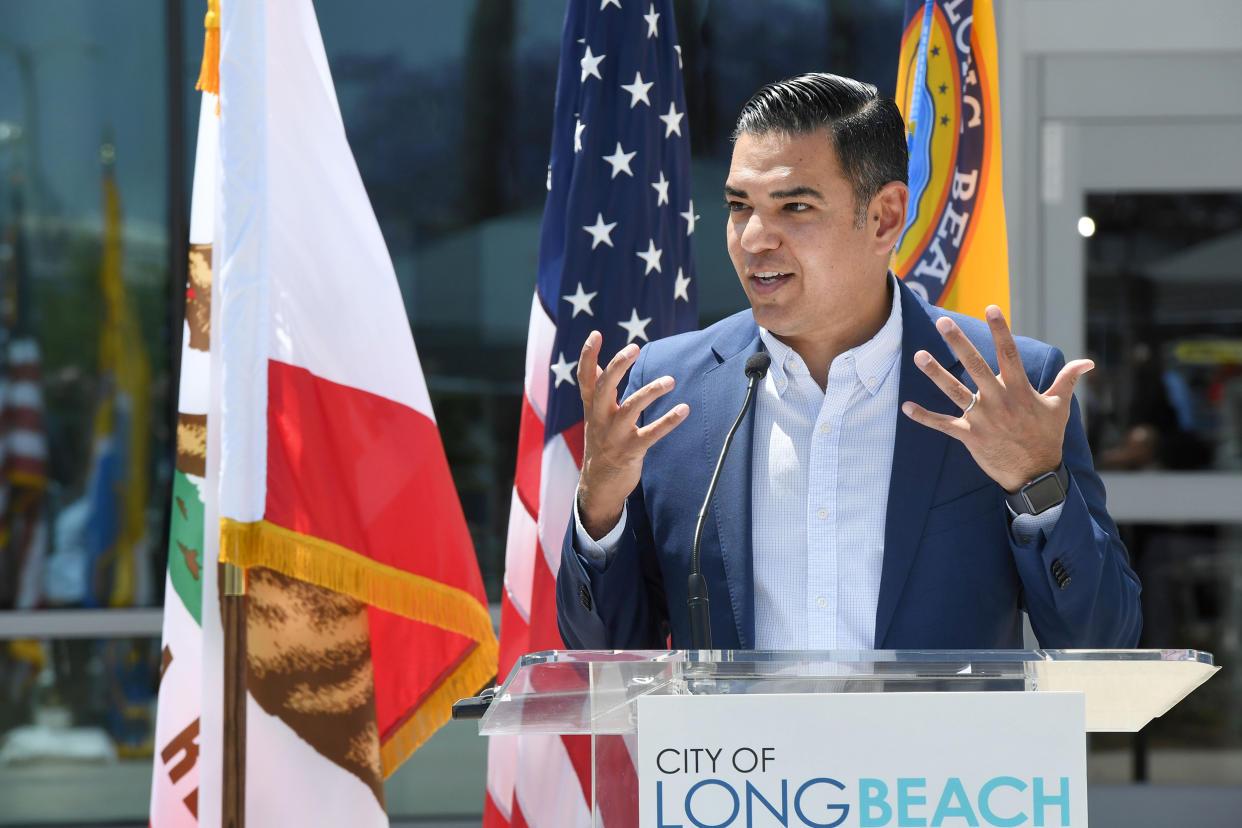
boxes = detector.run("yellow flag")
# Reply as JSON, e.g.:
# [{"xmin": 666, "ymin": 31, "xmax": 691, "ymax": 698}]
[{"xmin": 894, "ymin": 0, "xmax": 1009, "ymax": 319}]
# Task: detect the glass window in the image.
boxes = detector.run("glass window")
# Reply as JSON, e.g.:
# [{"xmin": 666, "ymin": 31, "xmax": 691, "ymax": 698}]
[
  {"xmin": 1, "ymin": 1, "xmax": 173, "ymax": 823},
  {"xmin": 1084, "ymin": 192, "xmax": 1242, "ymax": 472},
  {"xmin": 0, "ymin": 1, "xmax": 175, "ymax": 612}
]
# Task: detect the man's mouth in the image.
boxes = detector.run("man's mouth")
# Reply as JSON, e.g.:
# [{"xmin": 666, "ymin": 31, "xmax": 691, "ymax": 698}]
[{"xmin": 752, "ymin": 271, "xmax": 793, "ymax": 286}]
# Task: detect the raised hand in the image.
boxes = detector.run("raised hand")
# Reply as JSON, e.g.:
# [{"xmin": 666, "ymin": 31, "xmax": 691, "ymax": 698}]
[
  {"xmin": 900, "ymin": 306, "xmax": 1093, "ymax": 493},
  {"xmin": 576, "ymin": 330, "xmax": 689, "ymax": 538}
]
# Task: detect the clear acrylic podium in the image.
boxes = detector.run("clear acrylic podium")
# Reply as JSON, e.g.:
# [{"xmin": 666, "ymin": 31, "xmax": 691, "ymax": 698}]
[{"xmin": 468, "ymin": 649, "xmax": 1217, "ymax": 825}]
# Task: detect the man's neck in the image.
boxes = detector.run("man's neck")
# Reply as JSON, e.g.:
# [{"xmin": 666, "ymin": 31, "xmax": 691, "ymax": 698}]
[{"xmin": 775, "ymin": 275, "xmax": 895, "ymax": 389}]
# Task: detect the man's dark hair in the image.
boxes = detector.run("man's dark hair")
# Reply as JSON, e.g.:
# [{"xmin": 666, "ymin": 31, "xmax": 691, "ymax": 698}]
[{"xmin": 732, "ymin": 73, "xmax": 909, "ymax": 226}]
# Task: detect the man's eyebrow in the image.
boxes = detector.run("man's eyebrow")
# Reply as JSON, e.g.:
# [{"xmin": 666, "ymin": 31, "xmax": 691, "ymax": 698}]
[
  {"xmin": 769, "ymin": 185, "xmax": 824, "ymax": 200},
  {"xmin": 724, "ymin": 185, "xmax": 747, "ymax": 199}
]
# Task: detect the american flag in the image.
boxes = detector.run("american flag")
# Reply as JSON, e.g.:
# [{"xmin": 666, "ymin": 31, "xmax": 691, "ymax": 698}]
[
  {"xmin": 1, "ymin": 183, "xmax": 49, "ymax": 610},
  {"xmin": 485, "ymin": 1, "xmax": 696, "ymax": 825}
]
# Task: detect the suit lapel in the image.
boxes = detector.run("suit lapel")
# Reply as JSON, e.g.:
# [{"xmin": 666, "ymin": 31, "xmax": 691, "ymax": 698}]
[
  {"xmin": 702, "ymin": 323, "xmax": 762, "ymax": 649},
  {"xmin": 874, "ymin": 284, "xmax": 959, "ymax": 647}
]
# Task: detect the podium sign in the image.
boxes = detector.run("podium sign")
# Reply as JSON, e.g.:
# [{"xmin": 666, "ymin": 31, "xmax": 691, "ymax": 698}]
[{"xmin": 638, "ymin": 692, "xmax": 1087, "ymax": 828}]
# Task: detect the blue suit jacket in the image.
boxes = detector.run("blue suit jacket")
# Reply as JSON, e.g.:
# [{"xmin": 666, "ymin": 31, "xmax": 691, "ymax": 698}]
[{"xmin": 556, "ymin": 282, "xmax": 1142, "ymax": 650}]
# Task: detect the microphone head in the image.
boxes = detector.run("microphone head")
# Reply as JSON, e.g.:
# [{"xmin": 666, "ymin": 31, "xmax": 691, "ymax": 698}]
[{"xmin": 744, "ymin": 351, "xmax": 772, "ymax": 380}]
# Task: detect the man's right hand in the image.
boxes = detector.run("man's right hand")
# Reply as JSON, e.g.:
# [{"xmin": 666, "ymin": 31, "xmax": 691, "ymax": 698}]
[{"xmin": 576, "ymin": 330, "xmax": 689, "ymax": 540}]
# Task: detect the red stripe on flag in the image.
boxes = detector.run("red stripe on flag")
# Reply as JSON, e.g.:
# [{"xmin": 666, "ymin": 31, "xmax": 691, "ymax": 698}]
[
  {"xmin": 514, "ymin": 395, "xmax": 544, "ymax": 516},
  {"xmin": 484, "ymin": 792, "xmax": 510, "ymax": 828},
  {"xmin": 5, "ymin": 364, "xmax": 41, "ymax": 382},
  {"xmin": 498, "ymin": 590, "xmax": 529, "ymax": 681},
  {"xmin": 560, "ymin": 421, "xmax": 585, "ymax": 469},
  {"xmin": 527, "ymin": 547, "xmax": 565, "ymax": 652},
  {"xmin": 8, "ymin": 456, "xmax": 46, "ymax": 478},
  {"xmin": 5, "ymin": 408, "xmax": 45, "ymax": 432},
  {"xmin": 595, "ymin": 735, "xmax": 640, "ymax": 826},
  {"xmin": 560, "ymin": 734, "xmax": 593, "ymax": 807}
]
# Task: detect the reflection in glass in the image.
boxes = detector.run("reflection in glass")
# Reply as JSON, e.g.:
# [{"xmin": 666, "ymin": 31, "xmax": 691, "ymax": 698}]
[
  {"xmin": 1085, "ymin": 192, "xmax": 1242, "ymax": 471},
  {"xmin": 1, "ymin": 3, "xmax": 173, "ymax": 821}
]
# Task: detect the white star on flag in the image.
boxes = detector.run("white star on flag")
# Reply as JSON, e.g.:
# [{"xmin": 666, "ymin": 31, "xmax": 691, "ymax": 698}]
[
  {"xmin": 651, "ymin": 171, "xmax": 670, "ymax": 206},
  {"xmin": 583, "ymin": 213, "xmax": 618, "ymax": 249},
  {"xmin": 659, "ymin": 101, "xmax": 684, "ymax": 137},
  {"xmin": 602, "ymin": 142, "xmax": 636, "ymax": 178},
  {"xmin": 580, "ymin": 46, "xmax": 605, "ymax": 82},
  {"xmin": 601, "ymin": 0, "xmax": 622, "ymax": 9},
  {"xmin": 674, "ymin": 267, "xmax": 692, "ymax": 302},
  {"xmin": 550, "ymin": 352, "xmax": 578, "ymax": 387},
  {"xmin": 574, "ymin": 118, "xmax": 586, "ymax": 152},
  {"xmin": 680, "ymin": 200, "xmax": 697, "ymax": 235},
  {"xmin": 636, "ymin": 239, "xmax": 663, "ymax": 275},
  {"xmin": 674, "ymin": 44, "xmax": 683, "ymax": 69},
  {"xmin": 618, "ymin": 308, "xmax": 653, "ymax": 343},
  {"xmin": 644, "ymin": 4, "xmax": 661, "ymax": 37},
  {"xmin": 621, "ymin": 72, "xmax": 653, "ymax": 108},
  {"xmin": 562, "ymin": 282, "xmax": 598, "ymax": 317}
]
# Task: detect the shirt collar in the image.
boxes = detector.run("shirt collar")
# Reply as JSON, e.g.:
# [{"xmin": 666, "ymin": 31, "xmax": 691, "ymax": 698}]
[{"xmin": 757, "ymin": 273, "xmax": 904, "ymax": 397}]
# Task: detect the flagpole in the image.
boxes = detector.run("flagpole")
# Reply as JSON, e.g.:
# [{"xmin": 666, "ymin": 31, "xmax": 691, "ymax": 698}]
[{"xmin": 222, "ymin": 562, "xmax": 246, "ymax": 828}]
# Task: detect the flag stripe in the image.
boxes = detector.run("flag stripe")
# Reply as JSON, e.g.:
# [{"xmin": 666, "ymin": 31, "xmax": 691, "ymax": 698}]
[
  {"xmin": 512, "ymin": 735, "xmax": 590, "ymax": 827},
  {"xmin": 503, "ymin": 492, "xmax": 537, "ymax": 624},
  {"xmin": 6, "ymin": 429, "xmax": 47, "ymax": 459},
  {"xmin": 6, "ymin": 381, "xmax": 42, "ymax": 409},
  {"xmin": 514, "ymin": 395, "xmax": 544, "ymax": 516}
]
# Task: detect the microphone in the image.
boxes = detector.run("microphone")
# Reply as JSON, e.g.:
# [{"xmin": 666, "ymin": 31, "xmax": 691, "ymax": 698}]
[{"xmin": 687, "ymin": 350, "xmax": 771, "ymax": 650}]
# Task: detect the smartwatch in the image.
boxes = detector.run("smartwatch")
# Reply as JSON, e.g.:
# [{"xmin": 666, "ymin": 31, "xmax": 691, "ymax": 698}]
[{"xmin": 1005, "ymin": 462, "xmax": 1069, "ymax": 516}]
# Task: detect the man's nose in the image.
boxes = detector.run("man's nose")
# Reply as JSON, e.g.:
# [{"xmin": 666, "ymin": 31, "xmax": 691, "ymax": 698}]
[{"xmin": 739, "ymin": 213, "xmax": 779, "ymax": 253}]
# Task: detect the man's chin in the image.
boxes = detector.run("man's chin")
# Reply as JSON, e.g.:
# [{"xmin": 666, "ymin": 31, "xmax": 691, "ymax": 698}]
[{"xmin": 748, "ymin": 304, "xmax": 788, "ymax": 333}]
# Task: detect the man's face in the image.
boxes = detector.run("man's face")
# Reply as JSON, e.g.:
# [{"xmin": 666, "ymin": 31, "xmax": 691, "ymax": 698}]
[{"xmin": 725, "ymin": 129, "xmax": 879, "ymax": 344}]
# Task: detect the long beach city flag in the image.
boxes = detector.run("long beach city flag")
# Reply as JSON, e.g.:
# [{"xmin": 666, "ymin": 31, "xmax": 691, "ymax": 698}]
[{"xmin": 894, "ymin": 0, "xmax": 1010, "ymax": 317}]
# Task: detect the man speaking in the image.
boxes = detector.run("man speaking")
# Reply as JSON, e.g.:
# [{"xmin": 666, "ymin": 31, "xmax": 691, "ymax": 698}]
[{"xmin": 555, "ymin": 73, "xmax": 1141, "ymax": 651}]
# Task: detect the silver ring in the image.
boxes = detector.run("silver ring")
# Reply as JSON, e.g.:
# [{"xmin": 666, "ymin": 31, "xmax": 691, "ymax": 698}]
[{"xmin": 962, "ymin": 392, "xmax": 978, "ymax": 415}]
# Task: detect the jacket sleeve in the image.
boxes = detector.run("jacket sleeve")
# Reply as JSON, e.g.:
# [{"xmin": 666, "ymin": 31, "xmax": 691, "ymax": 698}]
[
  {"xmin": 555, "ymin": 348, "xmax": 671, "ymax": 649},
  {"xmin": 1011, "ymin": 346, "xmax": 1143, "ymax": 648}
]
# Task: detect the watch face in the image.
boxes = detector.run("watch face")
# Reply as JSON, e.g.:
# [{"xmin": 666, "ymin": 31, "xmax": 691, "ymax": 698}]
[{"xmin": 1023, "ymin": 472, "xmax": 1066, "ymax": 514}]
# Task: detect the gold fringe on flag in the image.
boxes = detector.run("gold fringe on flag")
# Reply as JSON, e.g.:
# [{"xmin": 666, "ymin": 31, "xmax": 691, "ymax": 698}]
[
  {"xmin": 219, "ymin": 517, "xmax": 499, "ymax": 768},
  {"xmin": 195, "ymin": 0, "xmax": 221, "ymax": 96},
  {"xmin": 219, "ymin": 518, "xmax": 498, "ymax": 646}
]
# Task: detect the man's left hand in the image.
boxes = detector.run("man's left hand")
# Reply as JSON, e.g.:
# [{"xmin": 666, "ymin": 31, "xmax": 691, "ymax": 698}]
[{"xmin": 900, "ymin": 306, "xmax": 1093, "ymax": 493}]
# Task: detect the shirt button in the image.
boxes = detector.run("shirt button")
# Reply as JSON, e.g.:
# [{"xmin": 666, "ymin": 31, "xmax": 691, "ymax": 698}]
[
  {"xmin": 816, "ymin": 508, "xmax": 827, "ymax": 520},
  {"xmin": 867, "ymin": 377, "xmax": 877, "ymax": 387},
  {"xmin": 816, "ymin": 597, "xmax": 828, "ymax": 609},
  {"xmin": 820, "ymin": 423, "xmax": 831, "ymax": 434}
]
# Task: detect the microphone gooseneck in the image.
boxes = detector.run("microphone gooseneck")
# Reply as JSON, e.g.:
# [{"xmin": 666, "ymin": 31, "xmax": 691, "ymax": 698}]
[{"xmin": 688, "ymin": 350, "xmax": 771, "ymax": 650}]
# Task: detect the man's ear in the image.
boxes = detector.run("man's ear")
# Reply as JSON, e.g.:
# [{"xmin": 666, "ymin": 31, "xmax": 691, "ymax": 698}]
[{"xmin": 868, "ymin": 181, "xmax": 909, "ymax": 254}]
